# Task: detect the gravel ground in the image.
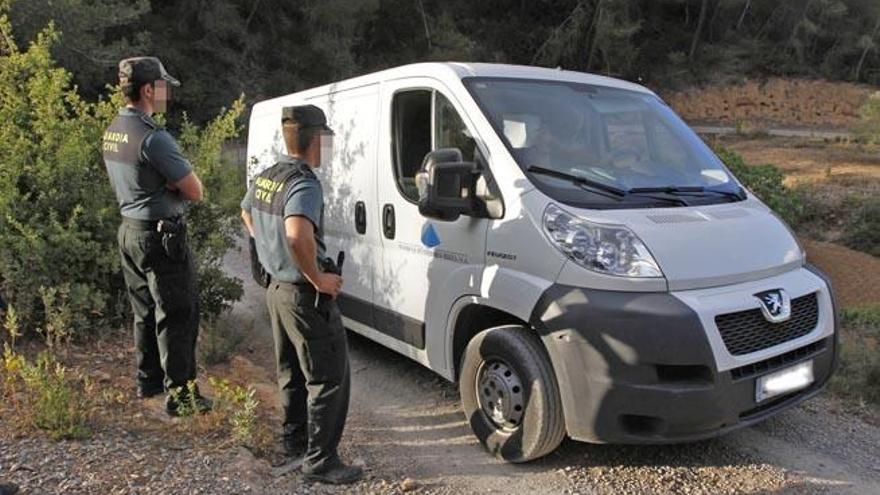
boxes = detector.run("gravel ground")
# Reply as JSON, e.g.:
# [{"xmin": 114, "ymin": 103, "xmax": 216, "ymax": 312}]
[
  {"xmin": 234, "ymin": 244, "xmax": 880, "ymax": 495},
  {"xmin": 2, "ymin": 245, "xmax": 877, "ymax": 494}
]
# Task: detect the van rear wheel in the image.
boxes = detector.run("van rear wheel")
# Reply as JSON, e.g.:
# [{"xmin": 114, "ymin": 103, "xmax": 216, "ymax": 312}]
[{"xmin": 459, "ymin": 325, "xmax": 565, "ymax": 462}]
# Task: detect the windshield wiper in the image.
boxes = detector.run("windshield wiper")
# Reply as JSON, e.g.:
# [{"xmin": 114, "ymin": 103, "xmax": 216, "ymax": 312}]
[
  {"xmin": 527, "ymin": 165, "xmax": 627, "ymax": 198},
  {"xmin": 629, "ymin": 185, "xmax": 746, "ymax": 201}
]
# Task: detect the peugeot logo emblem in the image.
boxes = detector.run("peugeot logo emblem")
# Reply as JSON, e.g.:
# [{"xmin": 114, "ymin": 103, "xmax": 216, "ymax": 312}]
[{"xmin": 754, "ymin": 289, "xmax": 791, "ymax": 323}]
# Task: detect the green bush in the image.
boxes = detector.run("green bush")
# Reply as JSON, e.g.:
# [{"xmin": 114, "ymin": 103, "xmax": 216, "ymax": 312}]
[
  {"xmin": 17, "ymin": 351, "xmax": 93, "ymax": 440},
  {"xmin": 840, "ymin": 196, "xmax": 880, "ymax": 257},
  {"xmin": 714, "ymin": 147, "xmax": 810, "ymax": 228},
  {"xmin": 0, "ymin": 5, "xmax": 244, "ymax": 340},
  {"xmin": 830, "ymin": 305, "xmax": 880, "ymax": 406},
  {"xmin": 854, "ymin": 91, "xmax": 880, "ymax": 145},
  {"xmin": 199, "ymin": 317, "xmax": 248, "ymax": 366},
  {"xmin": 209, "ymin": 377, "xmax": 260, "ymax": 446}
]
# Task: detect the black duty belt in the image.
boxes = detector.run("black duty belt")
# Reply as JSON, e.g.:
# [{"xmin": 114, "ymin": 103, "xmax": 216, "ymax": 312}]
[
  {"xmin": 272, "ymin": 280, "xmax": 315, "ymax": 293},
  {"xmin": 121, "ymin": 216, "xmax": 160, "ymax": 231},
  {"xmin": 122, "ymin": 216, "xmax": 185, "ymax": 232},
  {"xmin": 269, "ymin": 280, "xmax": 318, "ymax": 295}
]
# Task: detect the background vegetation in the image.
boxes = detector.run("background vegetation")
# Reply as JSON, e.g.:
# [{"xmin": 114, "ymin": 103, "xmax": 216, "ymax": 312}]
[
  {"xmin": 6, "ymin": 0, "xmax": 880, "ymax": 124},
  {"xmin": 0, "ymin": 2, "xmax": 244, "ymax": 342}
]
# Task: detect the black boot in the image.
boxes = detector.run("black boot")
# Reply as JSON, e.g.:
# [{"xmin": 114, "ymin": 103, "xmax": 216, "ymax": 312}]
[
  {"xmin": 0, "ymin": 482, "xmax": 20, "ymax": 495},
  {"xmin": 302, "ymin": 463, "xmax": 364, "ymax": 485},
  {"xmin": 136, "ymin": 384, "xmax": 164, "ymax": 399},
  {"xmin": 165, "ymin": 387, "xmax": 213, "ymax": 417}
]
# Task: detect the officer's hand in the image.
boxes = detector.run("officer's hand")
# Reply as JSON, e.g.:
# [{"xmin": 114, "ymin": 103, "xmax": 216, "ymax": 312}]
[{"xmin": 314, "ymin": 273, "xmax": 343, "ymax": 299}]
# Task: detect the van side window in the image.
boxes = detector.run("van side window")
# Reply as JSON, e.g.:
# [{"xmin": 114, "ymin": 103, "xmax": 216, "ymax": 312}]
[
  {"xmin": 392, "ymin": 90, "xmax": 432, "ymax": 202},
  {"xmin": 435, "ymin": 93, "xmax": 475, "ymax": 162}
]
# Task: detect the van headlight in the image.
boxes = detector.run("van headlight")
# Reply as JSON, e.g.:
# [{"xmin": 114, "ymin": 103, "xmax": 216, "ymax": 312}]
[{"xmin": 543, "ymin": 203, "xmax": 663, "ymax": 278}]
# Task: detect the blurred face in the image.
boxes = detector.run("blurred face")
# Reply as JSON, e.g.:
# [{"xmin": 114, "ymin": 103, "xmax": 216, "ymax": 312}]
[
  {"xmin": 318, "ymin": 131, "xmax": 334, "ymax": 168},
  {"xmin": 152, "ymin": 80, "xmax": 170, "ymax": 113}
]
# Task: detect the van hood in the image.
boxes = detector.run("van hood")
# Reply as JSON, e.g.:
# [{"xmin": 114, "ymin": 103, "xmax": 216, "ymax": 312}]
[{"xmin": 585, "ymin": 200, "xmax": 804, "ymax": 291}]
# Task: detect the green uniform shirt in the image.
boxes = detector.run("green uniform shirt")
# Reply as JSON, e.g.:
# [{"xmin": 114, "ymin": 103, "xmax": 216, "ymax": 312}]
[
  {"xmin": 102, "ymin": 107, "xmax": 193, "ymax": 220},
  {"xmin": 241, "ymin": 155, "xmax": 326, "ymax": 283}
]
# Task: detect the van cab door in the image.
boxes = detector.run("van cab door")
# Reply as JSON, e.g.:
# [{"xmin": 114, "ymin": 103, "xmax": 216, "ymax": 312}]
[{"xmin": 375, "ymin": 78, "xmax": 489, "ymax": 362}]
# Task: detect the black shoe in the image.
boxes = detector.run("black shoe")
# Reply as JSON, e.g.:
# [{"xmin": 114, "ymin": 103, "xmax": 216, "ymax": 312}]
[
  {"xmin": 0, "ymin": 482, "xmax": 20, "ymax": 495},
  {"xmin": 165, "ymin": 389, "xmax": 213, "ymax": 417},
  {"xmin": 136, "ymin": 385, "xmax": 164, "ymax": 399},
  {"xmin": 302, "ymin": 464, "xmax": 364, "ymax": 485},
  {"xmin": 281, "ymin": 424, "xmax": 307, "ymax": 458}
]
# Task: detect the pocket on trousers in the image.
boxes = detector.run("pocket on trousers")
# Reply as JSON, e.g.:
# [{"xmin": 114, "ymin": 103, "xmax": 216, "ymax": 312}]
[
  {"xmin": 293, "ymin": 291, "xmax": 331, "ymax": 323},
  {"xmin": 304, "ymin": 337, "xmax": 345, "ymax": 383}
]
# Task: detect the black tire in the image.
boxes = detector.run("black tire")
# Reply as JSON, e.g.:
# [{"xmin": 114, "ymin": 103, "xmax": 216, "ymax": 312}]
[{"xmin": 459, "ymin": 325, "xmax": 566, "ymax": 462}]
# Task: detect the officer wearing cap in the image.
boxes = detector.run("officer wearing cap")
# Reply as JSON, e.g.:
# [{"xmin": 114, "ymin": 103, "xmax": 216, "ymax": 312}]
[
  {"xmin": 240, "ymin": 105, "xmax": 362, "ymax": 484},
  {"xmin": 102, "ymin": 57, "xmax": 211, "ymax": 416}
]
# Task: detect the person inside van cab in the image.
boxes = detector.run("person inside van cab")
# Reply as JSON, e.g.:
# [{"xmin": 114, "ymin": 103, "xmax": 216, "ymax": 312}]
[{"xmin": 240, "ymin": 105, "xmax": 362, "ymax": 485}]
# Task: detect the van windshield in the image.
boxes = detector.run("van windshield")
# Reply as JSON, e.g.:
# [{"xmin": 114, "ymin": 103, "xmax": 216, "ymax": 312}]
[{"xmin": 464, "ymin": 77, "xmax": 744, "ymax": 209}]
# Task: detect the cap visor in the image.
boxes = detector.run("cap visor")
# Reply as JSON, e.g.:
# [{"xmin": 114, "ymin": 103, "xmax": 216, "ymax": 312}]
[{"xmin": 163, "ymin": 74, "xmax": 181, "ymax": 87}]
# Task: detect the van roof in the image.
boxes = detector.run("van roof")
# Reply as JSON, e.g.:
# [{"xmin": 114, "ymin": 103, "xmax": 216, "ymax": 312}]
[{"xmin": 251, "ymin": 62, "xmax": 655, "ymax": 113}]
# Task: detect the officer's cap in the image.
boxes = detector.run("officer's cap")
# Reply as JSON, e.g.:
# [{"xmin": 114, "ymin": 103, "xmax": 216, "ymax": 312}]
[
  {"xmin": 118, "ymin": 57, "xmax": 181, "ymax": 88},
  {"xmin": 281, "ymin": 105, "xmax": 332, "ymax": 132}
]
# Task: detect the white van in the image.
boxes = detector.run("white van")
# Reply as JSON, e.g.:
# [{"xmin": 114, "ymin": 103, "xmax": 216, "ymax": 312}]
[{"xmin": 246, "ymin": 63, "xmax": 837, "ymax": 462}]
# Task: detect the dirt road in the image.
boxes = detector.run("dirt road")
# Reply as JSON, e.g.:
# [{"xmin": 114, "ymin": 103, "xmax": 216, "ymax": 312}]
[{"xmin": 225, "ymin": 244, "xmax": 880, "ymax": 494}]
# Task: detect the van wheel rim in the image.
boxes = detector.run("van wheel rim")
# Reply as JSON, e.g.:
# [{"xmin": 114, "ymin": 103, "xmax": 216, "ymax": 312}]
[{"xmin": 476, "ymin": 359, "xmax": 524, "ymax": 431}]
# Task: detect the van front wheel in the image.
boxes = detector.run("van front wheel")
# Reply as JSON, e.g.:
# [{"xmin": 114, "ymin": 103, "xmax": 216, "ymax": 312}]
[{"xmin": 459, "ymin": 325, "xmax": 565, "ymax": 462}]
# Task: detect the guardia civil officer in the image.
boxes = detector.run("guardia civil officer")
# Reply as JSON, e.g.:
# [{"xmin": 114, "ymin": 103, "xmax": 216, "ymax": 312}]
[
  {"xmin": 240, "ymin": 106, "xmax": 362, "ymax": 485},
  {"xmin": 102, "ymin": 57, "xmax": 211, "ymax": 416}
]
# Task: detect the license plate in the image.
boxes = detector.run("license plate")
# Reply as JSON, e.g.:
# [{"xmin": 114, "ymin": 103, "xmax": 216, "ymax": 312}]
[{"xmin": 755, "ymin": 360, "xmax": 814, "ymax": 402}]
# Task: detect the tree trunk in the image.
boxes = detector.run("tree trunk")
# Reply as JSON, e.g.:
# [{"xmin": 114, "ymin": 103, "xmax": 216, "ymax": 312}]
[
  {"xmin": 245, "ymin": 0, "xmax": 262, "ymax": 28},
  {"xmin": 736, "ymin": 0, "xmax": 751, "ymax": 30},
  {"xmin": 530, "ymin": 0, "xmax": 588, "ymax": 65},
  {"xmin": 689, "ymin": 0, "xmax": 709, "ymax": 61},
  {"xmin": 417, "ymin": 0, "xmax": 432, "ymax": 51},
  {"xmin": 855, "ymin": 14, "xmax": 880, "ymax": 81},
  {"xmin": 586, "ymin": 0, "xmax": 604, "ymax": 70}
]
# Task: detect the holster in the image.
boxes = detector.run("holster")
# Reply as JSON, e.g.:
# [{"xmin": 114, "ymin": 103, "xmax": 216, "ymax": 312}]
[
  {"xmin": 316, "ymin": 256, "xmax": 341, "ymax": 305},
  {"xmin": 158, "ymin": 216, "xmax": 188, "ymax": 262},
  {"xmin": 249, "ymin": 236, "xmax": 272, "ymax": 288}
]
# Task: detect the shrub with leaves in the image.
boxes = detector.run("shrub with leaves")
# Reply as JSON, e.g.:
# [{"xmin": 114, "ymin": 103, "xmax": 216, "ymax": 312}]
[
  {"xmin": 177, "ymin": 103, "xmax": 247, "ymax": 322},
  {"xmin": 714, "ymin": 147, "xmax": 810, "ymax": 228},
  {"xmin": 855, "ymin": 91, "xmax": 880, "ymax": 144},
  {"xmin": 0, "ymin": 2, "xmax": 244, "ymax": 340},
  {"xmin": 17, "ymin": 351, "xmax": 93, "ymax": 440},
  {"xmin": 209, "ymin": 377, "xmax": 260, "ymax": 446},
  {"xmin": 830, "ymin": 305, "xmax": 880, "ymax": 407},
  {"xmin": 840, "ymin": 196, "xmax": 880, "ymax": 257}
]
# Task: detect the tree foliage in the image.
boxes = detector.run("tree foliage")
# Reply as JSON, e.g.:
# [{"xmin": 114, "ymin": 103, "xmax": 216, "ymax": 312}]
[
  {"xmin": 9, "ymin": 0, "xmax": 880, "ymax": 125},
  {"xmin": 0, "ymin": 1, "xmax": 244, "ymax": 340}
]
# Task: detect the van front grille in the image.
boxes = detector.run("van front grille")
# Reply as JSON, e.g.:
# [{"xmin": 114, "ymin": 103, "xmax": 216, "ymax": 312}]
[{"xmin": 715, "ymin": 292, "xmax": 819, "ymax": 356}]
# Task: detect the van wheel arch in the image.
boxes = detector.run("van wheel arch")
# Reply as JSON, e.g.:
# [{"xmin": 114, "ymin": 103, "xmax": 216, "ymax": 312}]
[{"xmin": 451, "ymin": 304, "xmax": 526, "ymax": 381}]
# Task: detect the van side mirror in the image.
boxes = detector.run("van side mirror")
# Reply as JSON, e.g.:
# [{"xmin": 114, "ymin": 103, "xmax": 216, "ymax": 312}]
[{"xmin": 416, "ymin": 148, "xmax": 478, "ymax": 221}]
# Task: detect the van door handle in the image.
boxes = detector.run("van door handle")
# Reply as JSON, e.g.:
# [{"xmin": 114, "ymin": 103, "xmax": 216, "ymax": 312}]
[
  {"xmin": 355, "ymin": 201, "xmax": 366, "ymax": 235},
  {"xmin": 382, "ymin": 204, "xmax": 395, "ymax": 239}
]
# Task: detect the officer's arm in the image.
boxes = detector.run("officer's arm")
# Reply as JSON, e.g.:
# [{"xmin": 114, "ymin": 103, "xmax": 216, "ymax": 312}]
[
  {"xmin": 240, "ymin": 182, "xmax": 256, "ymax": 236},
  {"xmin": 285, "ymin": 216, "xmax": 322, "ymax": 283},
  {"xmin": 170, "ymin": 172, "xmax": 204, "ymax": 202},
  {"xmin": 285, "ymin": 216, "xmax": 342, "ymax": 297},
  {"xmin": 241, "ymin": 209, "xmax": 255, "ymax": 236},
  {"xmin": 144, "ymin": 130, "xmax": 203, "ymax": 202}
]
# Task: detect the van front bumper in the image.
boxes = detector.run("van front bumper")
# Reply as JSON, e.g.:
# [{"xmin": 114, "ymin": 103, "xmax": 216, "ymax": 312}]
[{"xmin": 530, "ymin": 265, "xmax": 838, "ymax": 444}]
